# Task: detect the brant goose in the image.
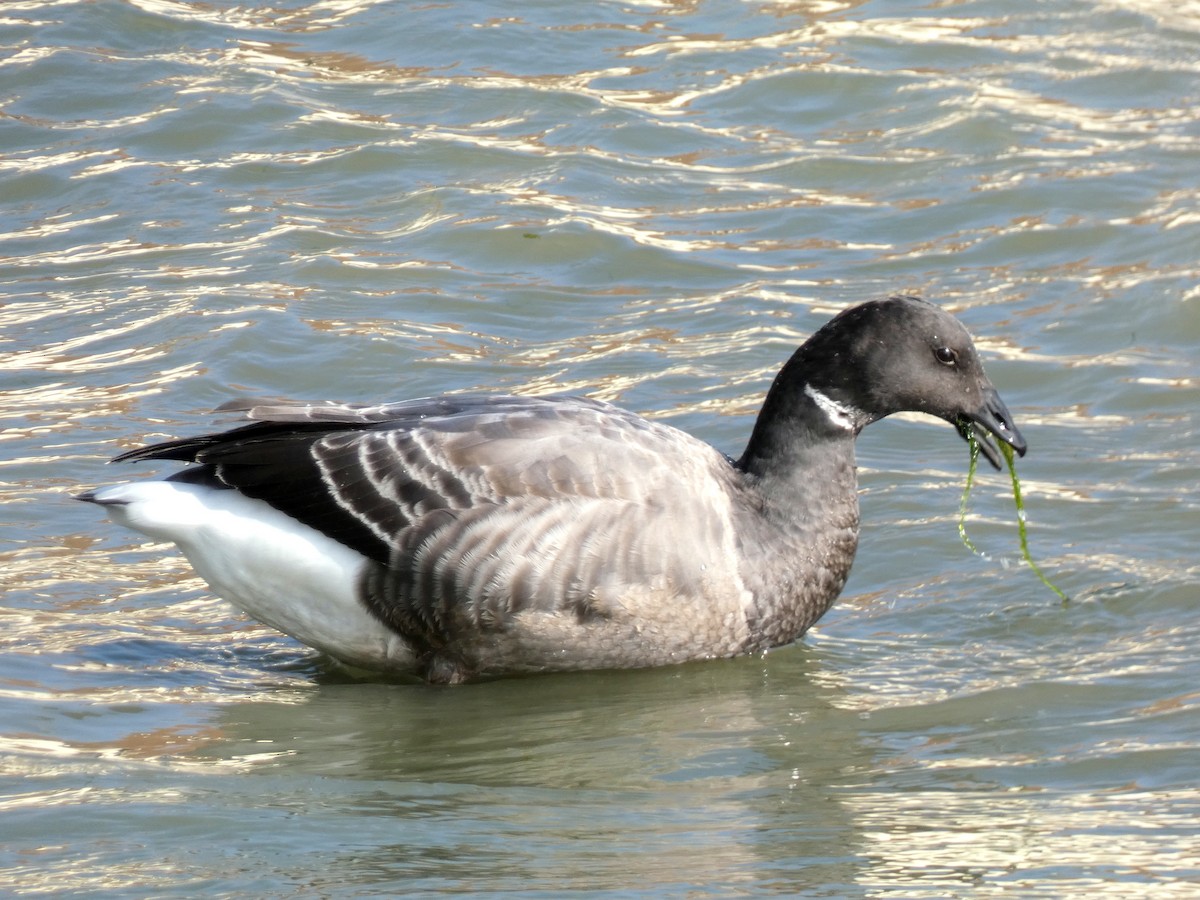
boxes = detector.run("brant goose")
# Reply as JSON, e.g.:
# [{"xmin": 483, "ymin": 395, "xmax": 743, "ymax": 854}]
[{"xmin": 79, "ymin": 296, "xmax": 1026, "ymax": 683}]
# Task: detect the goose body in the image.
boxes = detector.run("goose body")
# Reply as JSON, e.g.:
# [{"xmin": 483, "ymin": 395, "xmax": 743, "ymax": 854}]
[{"xmin": 80, "ymin": 296, "xmax": 1026, "ymax": 683}]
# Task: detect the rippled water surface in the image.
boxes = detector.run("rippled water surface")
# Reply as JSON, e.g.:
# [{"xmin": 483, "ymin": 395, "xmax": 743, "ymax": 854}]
[{"xmin": 3, "ymin": 0, "xmax": 1199, "ymax": 895}]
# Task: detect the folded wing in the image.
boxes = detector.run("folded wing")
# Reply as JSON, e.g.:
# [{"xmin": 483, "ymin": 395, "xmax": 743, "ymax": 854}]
[{"xmin": 116, "ymin": 395, "xmax": 749, "ymax": 658}]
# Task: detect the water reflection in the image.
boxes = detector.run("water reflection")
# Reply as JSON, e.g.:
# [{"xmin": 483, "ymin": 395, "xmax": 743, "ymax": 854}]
[{"xmin": 198, "ymin": 649, "xmax": 878, "ymax": 892}]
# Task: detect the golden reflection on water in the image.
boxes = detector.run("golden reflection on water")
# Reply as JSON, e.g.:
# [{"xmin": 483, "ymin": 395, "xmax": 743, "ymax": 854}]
[
  {"xmin": 849, "ymin": 785, "xmax": 1200, "ymax": 897},
  {"xmin": 129, "ymin": 0, "xmax": 394, "ymax": 34}
]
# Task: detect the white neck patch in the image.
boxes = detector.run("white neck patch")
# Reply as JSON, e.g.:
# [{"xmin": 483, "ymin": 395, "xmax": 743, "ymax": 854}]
[{"xmin": 803, "ymin": 383, "xmax": 860, "ymax": 432}]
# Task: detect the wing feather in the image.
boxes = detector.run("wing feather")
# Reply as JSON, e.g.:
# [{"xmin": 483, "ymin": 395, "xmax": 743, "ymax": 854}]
[
  {"xmin": 135, "ymin": 392, "xmax": 729, "ymax": 505},
  {"xmin": 121, "ymin": 394, "xmax": 749, "ymax": 664}
]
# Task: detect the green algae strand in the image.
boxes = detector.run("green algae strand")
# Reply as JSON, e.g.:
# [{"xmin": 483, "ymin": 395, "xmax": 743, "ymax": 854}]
[{"xmin": 959, "ymin": 434, "xmax": 1069, "ymax": 603}]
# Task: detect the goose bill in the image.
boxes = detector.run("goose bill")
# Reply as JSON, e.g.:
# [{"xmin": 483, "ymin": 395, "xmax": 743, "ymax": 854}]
[{"xmin": 956, "ymin": 387, "xmax": 1027, "ymax": 471}]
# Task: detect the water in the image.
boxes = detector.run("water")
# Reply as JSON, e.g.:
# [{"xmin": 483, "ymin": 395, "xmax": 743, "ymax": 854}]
[{"xmin": 3, "ymin": 0, "xmax": 1199, "ymax": 895}]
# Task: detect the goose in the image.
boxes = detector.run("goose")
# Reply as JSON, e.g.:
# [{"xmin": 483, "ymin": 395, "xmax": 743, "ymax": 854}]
[{"xmin": 78, "ymin": 295, "xmax": 1026, "ymax": 683}]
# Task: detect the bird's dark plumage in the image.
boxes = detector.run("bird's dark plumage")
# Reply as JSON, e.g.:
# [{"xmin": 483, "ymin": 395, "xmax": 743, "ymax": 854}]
[{"xmin": 80, "ymin": 296, "xmax": 1026, "ymax": 683}]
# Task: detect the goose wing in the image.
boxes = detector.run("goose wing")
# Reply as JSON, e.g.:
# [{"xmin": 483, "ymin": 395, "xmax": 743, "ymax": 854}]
[{"xmin": 115, "ymin": 396, "xmax": 748, "ymax": 634}]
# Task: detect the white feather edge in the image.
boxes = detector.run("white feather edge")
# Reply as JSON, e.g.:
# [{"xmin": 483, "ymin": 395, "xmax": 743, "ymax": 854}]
[{"xmin": 87, "ymin": 480, "xmax": 415, "ymax": 671}]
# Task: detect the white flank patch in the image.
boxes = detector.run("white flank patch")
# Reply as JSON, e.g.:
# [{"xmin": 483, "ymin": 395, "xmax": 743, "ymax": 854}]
[
  {"xmin": 87, "ymin": 480, "xmax": 414, "ymax": 671},
  {"xmin": 803, "ymin": 383, "xmax": 861, "ymax": 431}
]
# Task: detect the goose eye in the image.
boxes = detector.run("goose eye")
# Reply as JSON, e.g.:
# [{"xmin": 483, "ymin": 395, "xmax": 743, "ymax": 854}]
[{"xmin": 935, "ymin": 346, "xmax": 959, "ymax": 366}]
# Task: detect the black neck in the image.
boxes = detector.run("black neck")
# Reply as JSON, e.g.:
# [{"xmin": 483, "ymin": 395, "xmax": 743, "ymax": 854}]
[
  {"xmin": 730, "ymin": 356, "xmax": 863, "ymax": 645},
  {"xmin": 736, "ymin": 348, "xmax": 861, "ymax": 483}
]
